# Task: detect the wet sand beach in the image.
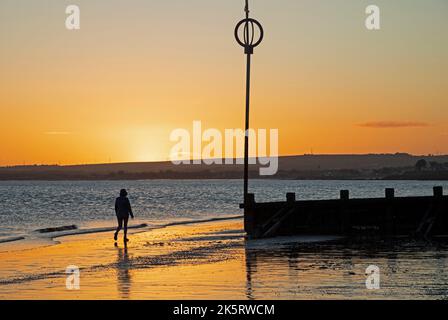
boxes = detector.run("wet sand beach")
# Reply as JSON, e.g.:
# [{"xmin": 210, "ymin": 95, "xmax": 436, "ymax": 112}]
[{"xmin": 1, "ymin": 218, "xmax": 448, "ymax": 300}]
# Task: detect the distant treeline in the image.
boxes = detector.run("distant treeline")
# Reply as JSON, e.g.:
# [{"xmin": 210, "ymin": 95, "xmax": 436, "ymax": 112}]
[
  {"xmin": 2, "ymin": 167, "xmax": 448, "ymax": 181},
  {"xmin": 2, "ymin": 155, "xmax": 448, "ymax": 180}
]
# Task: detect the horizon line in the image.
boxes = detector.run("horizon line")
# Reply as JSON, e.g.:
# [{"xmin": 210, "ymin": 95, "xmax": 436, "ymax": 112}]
[{"xmin": 2, "ymin": 152, "xmax": 447, "ymax": 169}]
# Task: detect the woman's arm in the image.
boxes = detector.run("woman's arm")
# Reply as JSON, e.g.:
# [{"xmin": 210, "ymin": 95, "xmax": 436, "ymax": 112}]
[{"xmin": 127, "ymin": 199, "xmax": 134, "ymax": 218}]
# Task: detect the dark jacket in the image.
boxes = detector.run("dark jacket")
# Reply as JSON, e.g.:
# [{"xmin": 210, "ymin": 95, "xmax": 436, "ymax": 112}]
[{"xmin": 115, "ymin": 196, "xmax": 133, "ymax": 218}]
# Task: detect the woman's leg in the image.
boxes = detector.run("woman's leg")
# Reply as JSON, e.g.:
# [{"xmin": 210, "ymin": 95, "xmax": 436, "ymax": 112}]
[
  {"xmin": 123, "ymin": 216, "xmax": 129, "ymax": 241},
  {"xmin": 115, "ymin": 217, "xmax": 123, "ymax": 240}
]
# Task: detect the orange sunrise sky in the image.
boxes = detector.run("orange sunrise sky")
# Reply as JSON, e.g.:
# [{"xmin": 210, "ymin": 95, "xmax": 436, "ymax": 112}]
[{"xmin": 1, "ymin": 0, "xmax": 447, "ymax": 165}]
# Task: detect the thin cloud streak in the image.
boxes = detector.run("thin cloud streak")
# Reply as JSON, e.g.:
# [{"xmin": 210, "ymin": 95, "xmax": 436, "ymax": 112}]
[{"xmin": 358, "ymin": 121, "xmax": 430, "ymax": 129}]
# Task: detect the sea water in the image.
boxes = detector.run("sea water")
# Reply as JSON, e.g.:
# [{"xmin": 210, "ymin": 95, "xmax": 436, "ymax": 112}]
[{"xmin": 0, "ymin": 179, "xmax": 447, "ymax": 244}]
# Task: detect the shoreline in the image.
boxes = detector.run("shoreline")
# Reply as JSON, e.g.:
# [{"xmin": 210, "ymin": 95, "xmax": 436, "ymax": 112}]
[{"xmin": 0, "ymin": 215, "xmax": 244, "ymax": 252}]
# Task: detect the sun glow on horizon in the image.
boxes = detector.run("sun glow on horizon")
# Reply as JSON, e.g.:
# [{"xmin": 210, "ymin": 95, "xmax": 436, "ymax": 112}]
[{"xmin": 1, "ymin": 0, "xmax": 447, "ymax": 166}]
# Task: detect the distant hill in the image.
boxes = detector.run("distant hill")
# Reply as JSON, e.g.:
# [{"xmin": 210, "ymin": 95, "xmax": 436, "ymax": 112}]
[
  {"xmin": 1, "ymin": 153, "xmax": 448, "ymax": 180},
  {"xmin": 276, "ymin": 153, "xmax": 448, "ymax": 171}
]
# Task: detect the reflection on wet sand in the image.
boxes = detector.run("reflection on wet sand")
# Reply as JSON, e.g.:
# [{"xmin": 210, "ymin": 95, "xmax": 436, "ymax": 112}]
[
  {"xmin": 115, "ymin": 242, "xmax": 132, "ymax": 299},
  {"xmin": 1, "ymin": 220, "xmax": 448, "ymax": 299},
  {"xmin": 244, "ymin": 237, "xmax": 448, "ymax": 299}
]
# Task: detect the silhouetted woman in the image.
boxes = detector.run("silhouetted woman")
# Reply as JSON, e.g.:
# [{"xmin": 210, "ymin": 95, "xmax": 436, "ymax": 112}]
[{"xmin": 114, "ymin": 189, "xmax": 134, "ymax": 242}]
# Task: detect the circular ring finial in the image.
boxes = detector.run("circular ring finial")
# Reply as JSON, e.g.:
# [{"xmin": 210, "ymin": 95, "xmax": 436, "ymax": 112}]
[{"xmin": 235, "ymin": 18, "xmax": 264, "ymax": 54}]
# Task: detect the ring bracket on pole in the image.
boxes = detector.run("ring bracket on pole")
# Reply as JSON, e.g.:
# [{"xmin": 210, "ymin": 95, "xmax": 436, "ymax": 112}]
[{"xmin": 234, "ymin": 18, "xmax": 264, "ymax": 55}]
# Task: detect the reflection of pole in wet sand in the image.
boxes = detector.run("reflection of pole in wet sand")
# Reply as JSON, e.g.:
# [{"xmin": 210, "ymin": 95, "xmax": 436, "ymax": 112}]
[
  {"xmin": 115, "ymin": 243, "xmax": 132, "ymax": 299},
  {"xmin": 244, "ymin": 244, "xmax": 256, "ymax": 300}
]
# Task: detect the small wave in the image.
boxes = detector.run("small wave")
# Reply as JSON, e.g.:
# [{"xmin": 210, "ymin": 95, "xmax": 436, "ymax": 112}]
[
  {"xmin": 0, "ymin": 236, "xmax": 25, "ymax": 244},
  {"xmin": 51, "ymin": 223, "xmax": 149, "ymax": 239},
  {"xmin": 53, "ymin": 215, "xmax": 243, "ymax": 239},
  {"xmin": 163, "ymin": 215, "xmax": 243, "ymax": 228},
  {"xmin": 0, "ymin": 215, "xmax": 243, "ymax": 249},
  {"xmin": 35, "ymin": 225, "xmax": 78, "ymax": 233}
]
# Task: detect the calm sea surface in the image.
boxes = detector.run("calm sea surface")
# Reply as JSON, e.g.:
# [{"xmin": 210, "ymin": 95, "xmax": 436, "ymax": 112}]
[{"xmin": 0, "ymin": 179, "xmax": 447, "ymax": 241}]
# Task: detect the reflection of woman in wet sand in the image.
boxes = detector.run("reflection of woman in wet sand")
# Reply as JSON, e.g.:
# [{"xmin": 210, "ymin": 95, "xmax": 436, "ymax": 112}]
[
  {"xmin": 115, "ymin": 242, "xmax": 132, "ymax": 299},
  {"xmin": 114, "ymin": 189, "xmax": 134, "ymax": 243}
]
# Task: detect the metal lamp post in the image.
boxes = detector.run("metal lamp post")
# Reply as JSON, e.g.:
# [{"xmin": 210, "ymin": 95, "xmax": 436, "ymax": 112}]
[{"xmin": 234, "ymin": 0, "xmax": 264, "ymax": 207}]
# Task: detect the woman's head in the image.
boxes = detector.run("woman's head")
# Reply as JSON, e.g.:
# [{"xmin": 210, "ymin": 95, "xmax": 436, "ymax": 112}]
[{"xmin": 120, "ymin": 189, "xmax": 128, "ymax": 197}]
